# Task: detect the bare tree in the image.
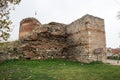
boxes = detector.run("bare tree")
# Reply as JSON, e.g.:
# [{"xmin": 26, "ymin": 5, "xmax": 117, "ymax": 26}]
[{"xmin": 0, "ymin": 0, "xmax": 21, "ymax": 41}]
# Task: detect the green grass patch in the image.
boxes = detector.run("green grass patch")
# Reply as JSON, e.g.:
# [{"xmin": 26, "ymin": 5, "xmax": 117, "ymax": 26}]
[{"xmin": 0, "ymin": 59, "xmax": 120, "ymax": 80}]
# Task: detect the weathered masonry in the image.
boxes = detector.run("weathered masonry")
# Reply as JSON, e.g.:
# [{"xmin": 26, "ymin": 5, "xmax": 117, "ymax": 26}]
[
  {"xmin": 66, "ymin": 15, "xmax": 106, "ymax": 62},
  {"xmin": 19, "ymin": 14, "xmax": 106, "ymax": 63}
]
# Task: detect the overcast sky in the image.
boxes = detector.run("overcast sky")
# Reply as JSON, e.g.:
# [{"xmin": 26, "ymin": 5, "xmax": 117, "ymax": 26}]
[{"xmin": 9, "ymin": 0, "xmax": 120, "ymax": 48}]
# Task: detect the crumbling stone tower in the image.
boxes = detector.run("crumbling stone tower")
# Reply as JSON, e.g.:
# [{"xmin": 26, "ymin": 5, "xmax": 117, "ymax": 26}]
[
  {"xmin": 66, "ymin": 14, "xmax": 106, "ymax": 62},
  {"xmin": 19, "ymin": 14, "xmax": 106, "ymax": 63}
]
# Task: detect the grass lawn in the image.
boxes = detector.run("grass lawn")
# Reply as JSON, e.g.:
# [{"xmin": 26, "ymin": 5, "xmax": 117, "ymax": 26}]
[{"xmin": 0, "ymin": 59, "xmax": 120, "ymax": 80}]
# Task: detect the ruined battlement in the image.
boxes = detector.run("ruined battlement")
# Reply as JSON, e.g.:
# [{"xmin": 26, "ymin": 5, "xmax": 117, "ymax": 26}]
[
  {"xmin": 19, "ymin": 14, "xmax": 106, "ymax": 63},
  {"xmin": 19, "ymin": 17, "xmax": 42, "ymax": 40}
]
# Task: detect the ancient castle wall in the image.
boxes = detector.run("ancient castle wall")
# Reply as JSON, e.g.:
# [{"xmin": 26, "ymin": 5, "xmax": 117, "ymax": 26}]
[
  {"xmin": 66, "ymin": 15, "xmax": 106, "ymax": 62},
  {"xmin": 85, "ymin": 15, "xmax": 106, "ymax": 62},
  {"xmin": 18, "ymin": 14, "xmax": 106, "ymax": 63},
  {"xmin": 66, "ymin": 16, "xmax": 89, "ymax": 62},
  {"xmin": 19, "ymin": 21, "xmax": 67, "ymax": 59}
]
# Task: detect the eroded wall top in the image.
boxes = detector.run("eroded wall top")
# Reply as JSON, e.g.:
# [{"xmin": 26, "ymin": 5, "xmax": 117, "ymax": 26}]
[{"xmin": 19, "ymin": 17, "xmax": 42, "ymax": 40}]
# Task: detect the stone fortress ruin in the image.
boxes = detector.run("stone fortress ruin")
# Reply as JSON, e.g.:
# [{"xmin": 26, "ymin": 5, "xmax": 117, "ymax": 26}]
[{"xmin": 19, "ymin": 14, "xmax": 106, "ymax": 63}]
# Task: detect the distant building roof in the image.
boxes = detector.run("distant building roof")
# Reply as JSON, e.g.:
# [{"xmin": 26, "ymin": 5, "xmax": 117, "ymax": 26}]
[{"xmin": 111, "ymin": 48, "xmax": 120, "ymax": 54}]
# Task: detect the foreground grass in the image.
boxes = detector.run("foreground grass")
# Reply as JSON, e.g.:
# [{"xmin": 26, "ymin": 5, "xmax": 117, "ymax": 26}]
[{"xmin": 0, "ymin": 59, "xmax": 120, "ymax": 80}]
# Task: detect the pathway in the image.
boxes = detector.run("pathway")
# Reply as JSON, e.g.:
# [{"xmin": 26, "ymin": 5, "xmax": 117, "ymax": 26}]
[{"xmin": 106, "ymin": 59, "xmax": 120, "ymax": 66}]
